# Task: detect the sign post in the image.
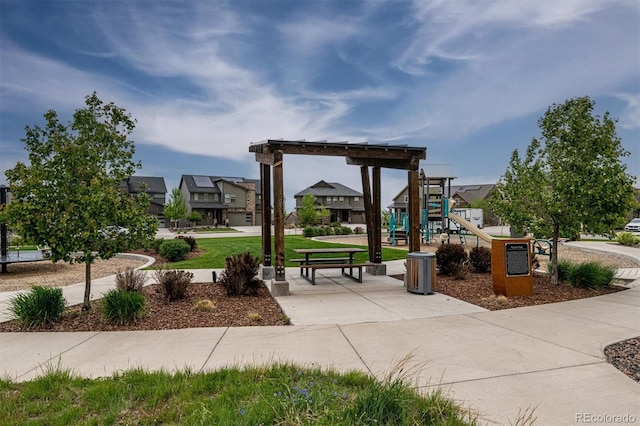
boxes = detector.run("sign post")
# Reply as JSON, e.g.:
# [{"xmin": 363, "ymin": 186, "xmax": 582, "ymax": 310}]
[{"xmin": 491, "ymin": 238, "xmax": 533, "ymax": 296}]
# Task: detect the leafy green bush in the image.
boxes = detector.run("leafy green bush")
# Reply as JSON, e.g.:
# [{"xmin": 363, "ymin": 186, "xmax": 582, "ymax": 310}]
[
  {"xmin": 101, "ymin": 289, "xmax": 146, "ymax": 325},
  {"xmin": 159, "ymin": 239, "xmax": 191, "ymax": 261},
  {"xmin": 10, "ymin": 286, "xmax": 67, "ymax": 328},
  {"xmin": 616, "ymin": 232, "xmax": 640, "ymax": 246},
  {"xmin": 219, "ymin": 252, "xmax": 263, "ymax": 296},
  {"xmin": 176, "ymin": 235, "xmax": 197, "ymax": 251},
  {"xmin": 115, "ymin": 267, "xmax": 147, "ymax": 292},
  {"xmin": 469, "ymin": 246, "xmax": 491, "ymax": 273},
  {"xmin": 153, "ymin": 268, "xmax": 193, "ymax": 301},
  {"xmin": 568, "ymin": 262, "xmax": 616, "ymax": 290},
  {"xmin": 548, "ymin": 259, "xmax": 576, "ymax": 282},
  {"xmin": 436, "ymin": 244, "xmax": 468, "ymax": 276},
  {"xmin": 145, "ymin": 238, "xmax": 164, "ymax": 253}
]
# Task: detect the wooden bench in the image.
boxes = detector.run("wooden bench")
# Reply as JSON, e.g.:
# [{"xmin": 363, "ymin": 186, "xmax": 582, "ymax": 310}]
[{"xmin": 299, "ymin": 262, "xmax": 374, "ymax": 285}]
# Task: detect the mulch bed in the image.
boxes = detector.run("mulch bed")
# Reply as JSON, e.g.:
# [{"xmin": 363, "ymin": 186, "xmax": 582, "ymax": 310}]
[
  {"xmin": 0, "ymin": 282, "xmax": 289, "ymax": 332},
  {"xmin": 391, "ymin": 272, "xmax": 625, "ymax": 311}
]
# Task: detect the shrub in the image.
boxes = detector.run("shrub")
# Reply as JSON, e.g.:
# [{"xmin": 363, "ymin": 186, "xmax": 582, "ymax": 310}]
[
  {"xmin": 115, "ymin": 267, "xmax": 147, "ymax": 292},
  {"xmin": 469, "ymin": 246, "xmax": 491, "ymax": 273},
  {"xmin": 340, "ymin": 226, "xmax": 353, "ymax": 235},
  {"xmin": 144, "ymin": 238, "xmax": 164, "ymax": 253},
  {"xmin": 101, "ymin": 289, "xmax": 147, "ymax": 325},
  {"xmin": 176, "ymin": 235, "xmax": 197, "ymax": 251},
  {"xmin": 10, "ymin": 286, "xmax": 67, "ymax": 328},
  {"xmin": 616, "ymin": 232, "xmax": 640, "ymax": 246},
  {"xmin": 153, "ymin": 268, "xmax": 193, "ymax": 301},
  {"xmin": 159, "ymin": 239, "xmax": 191, "ymax": 261},
  {"xmin": 218, "ymin": 252, "xmax": 263, "ymax": 296},
  {"xmin": 548, "ymin": 259, "xmax": 576, "ymax": 282},
  {"xmin": 435, "ymin": 244, "xmax": 468, "ymax": 276},
  {"xmin": 567, "ymin": 262, "xmax": 616, "ymax": 290}
]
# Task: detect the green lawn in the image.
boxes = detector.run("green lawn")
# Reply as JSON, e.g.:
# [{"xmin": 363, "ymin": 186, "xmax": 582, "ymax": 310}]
[
  {"xmin": 168, "ymin": 235, "xmax": 409, "ymax": 269},
  {"xmin": 0, "ymin": 365, "xmax": 476, "ymax": 425}
]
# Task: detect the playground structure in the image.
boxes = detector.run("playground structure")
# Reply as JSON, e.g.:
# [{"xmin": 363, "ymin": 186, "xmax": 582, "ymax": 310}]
[{"xmin": 0, "ymin": 185, "xmax": 50, "ymax": 273}]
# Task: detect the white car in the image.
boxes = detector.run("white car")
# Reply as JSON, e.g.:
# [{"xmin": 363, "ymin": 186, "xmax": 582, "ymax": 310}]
[{"xmin": 624, "ymin": 218, "xmax": 640, "ymax": 232}]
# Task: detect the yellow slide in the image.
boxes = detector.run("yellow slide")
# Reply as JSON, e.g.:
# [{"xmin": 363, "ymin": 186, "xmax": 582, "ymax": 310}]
[{"xmin": 448, "ymin": 212, "xmax": 493, "ymax": 243}]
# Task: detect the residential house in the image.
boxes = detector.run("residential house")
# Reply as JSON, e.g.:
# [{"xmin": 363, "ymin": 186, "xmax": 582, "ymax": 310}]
[
  {"xmin": 121, "ymin": 176, "xmax": 167, "ymax": 226},
  {"xmin": 294, "ymin": 181, "xmax": 365, "ymax": 224},
  {"xmin": 179, "ymin": 175, "xmax": 261, "ymax": 226}
]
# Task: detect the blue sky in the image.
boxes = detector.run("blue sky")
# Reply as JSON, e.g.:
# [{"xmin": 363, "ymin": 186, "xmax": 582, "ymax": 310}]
[{"xmin": 1, "ymin": 0, "xmax": 639, "ymax": 209}]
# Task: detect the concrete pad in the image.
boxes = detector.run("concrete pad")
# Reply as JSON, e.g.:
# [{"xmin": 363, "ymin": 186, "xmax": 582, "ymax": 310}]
[
  {"xmin": 537, "ymin": 297, "xmax": 640, "ymax": 330},
  {"xmin": 0, "ymin": 332, "xmax": 99, "ymax": 381},
  {"xmin": 340, "ymin": 316, "xmax": 600, "ymax": 386},
  {"xmin": 448, "ymin": 363, "xmax": 640, "ymax": 426},
  {"xmin": 16, "ymin": 328, "xmax": 227, "ymax": 381},
  {"xmin": 361, "ymin": 289, "xmax": 487, "ymax": 320},
  {"xmin": 468, "ymin": 306, "xmax": 640, "ymax": 358},
  {"xmin": 202, "ymin": 325, "xmax": 368, "ymax": 374}
]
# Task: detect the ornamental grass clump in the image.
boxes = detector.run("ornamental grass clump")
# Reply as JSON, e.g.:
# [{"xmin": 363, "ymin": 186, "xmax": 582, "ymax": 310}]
[
  {"xmin": 616, "ymin": 232, "xmax": 640, "ymax": 247},
  {"xmin": 10, "ymin": 286, "xmax": 67, "ymax": 329},
  {"xmin": 219, "ymin": 252, "xmax": 263, "ymax": 296},
  {"xmin": 567, "ymin": 262, "xmax": 616, "ymax": 290},
  {"xmin": 153, "ymin": 268, "xmax": 193, "ymax": 301},
  {"xmin": 115, "ymin": 267, "xmax": 147, "ymax": 292},
  {"xmin": 101, "ymin": 289, "xmax": 147, "ymax": 325}
]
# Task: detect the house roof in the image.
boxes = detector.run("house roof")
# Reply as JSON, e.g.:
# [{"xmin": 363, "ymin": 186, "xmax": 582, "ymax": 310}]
[
  {"xmin": 180, "ymin": 175, "xmax": 261, "ymax": 195},
  {"xmin": 294, "ymin": 180, "xmax": 363, "ymax": 198},
  {"xmin": 450, "ymin": 184, "xmax": 495, "ymax": 204},
  {"xmin": 126, "ymin": 176, "xmax": 167, "ymax": 194}
]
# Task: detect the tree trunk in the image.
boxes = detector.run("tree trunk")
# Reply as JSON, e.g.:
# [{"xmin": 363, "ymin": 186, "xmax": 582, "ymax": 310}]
[
  {"xmin": 83, "ymin": 259, "xmax": 92, "ymax": 311},
  {"xmin": 551, "ymin": 224, "xmax": 560, "ymax": 285}
]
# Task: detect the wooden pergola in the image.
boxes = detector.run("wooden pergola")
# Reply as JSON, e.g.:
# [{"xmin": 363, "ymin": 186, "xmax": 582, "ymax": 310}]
[{"xmin": 249, "ymin": 140, "xmax": 427, "ymax": 282}]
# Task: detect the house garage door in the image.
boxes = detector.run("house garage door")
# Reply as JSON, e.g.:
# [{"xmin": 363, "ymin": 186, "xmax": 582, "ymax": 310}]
[{"xmin": 227, "ymin": 212, "xmax": 250, "ymax": 226}]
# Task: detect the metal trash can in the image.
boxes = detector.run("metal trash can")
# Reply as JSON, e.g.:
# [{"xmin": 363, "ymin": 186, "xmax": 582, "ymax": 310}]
[{"xmin": 406, "ymin": 252, "xmax": 435, "ymax": 295}]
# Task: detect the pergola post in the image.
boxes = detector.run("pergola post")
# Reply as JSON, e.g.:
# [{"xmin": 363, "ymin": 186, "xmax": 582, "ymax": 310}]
[
  {"xmin": 260, "ymin": 163, "xmax": 272, "ymax": 267},
  {"xmin": 372, "ymin": 166, "xmax": 382, "ymax": 263},
  {"xmin": 272, "ymin": 151, "xmax": 286, "ymax": 282},
  {"xmin": 408, "ymin": 168, "xmax": 421, "ymax": 253},
  {"xmin": 360, "ymin": 166, "xmax": 375, "ymax": 262}
]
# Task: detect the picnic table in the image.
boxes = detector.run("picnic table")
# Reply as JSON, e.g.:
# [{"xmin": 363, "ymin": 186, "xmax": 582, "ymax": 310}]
[{"xmin": 292, "ymin": 247, "xmax": 371, "ymax": 285}]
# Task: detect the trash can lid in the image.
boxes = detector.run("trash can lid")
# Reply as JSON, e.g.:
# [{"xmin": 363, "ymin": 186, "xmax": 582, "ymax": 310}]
[{"xmin": 407, "ymin": 251, "xmax": 436, "ymax": 258}]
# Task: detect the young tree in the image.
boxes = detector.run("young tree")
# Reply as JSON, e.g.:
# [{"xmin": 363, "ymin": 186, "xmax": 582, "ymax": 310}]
[
  {"xmin": 491, "ymin": 96, "xmax": 637, "ymax": 283},
  {"xmin": 298, "ymin": 193, "xmax": 318, "ymax": 227},
  {"xmin": 164, "ymin": 187, "xmax": 187, "ymax": 228},
  {"xmin": 186, "ymin": 211, "xmax": 202, "ymax": 227},
  {"xmin": 5, "ymin": 93, "xmax": 158, "ymax": 309}
]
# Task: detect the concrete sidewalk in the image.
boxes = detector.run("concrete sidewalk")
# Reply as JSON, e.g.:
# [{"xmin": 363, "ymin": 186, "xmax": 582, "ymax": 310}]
[{"xmin": 1, "ymin": 244, "xmax": 639, "ymax": 425}]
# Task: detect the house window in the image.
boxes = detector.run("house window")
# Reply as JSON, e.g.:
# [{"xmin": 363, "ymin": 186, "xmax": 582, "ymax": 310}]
[
  {"xmin": 214, "ymin": 194, "xmax": 219, "ymax": 202},
  {"xmin": 194, "ymin": 193, "xmax": 199, "ymax": 201},
  {"xmin": 339, "ymin": 196, "xmax": 344, "ymax": 203},
  {"xmin": 354, "ymin": 197, "xmax": 359, "ymax": 204},
  {"xmin": 326, "ymin": 197, "xmax": 331, "ymax": 204},
  {"xmin": 333, "ymin": 197, "xmax": 338, "ymax": 203},
  {"xmin": 225, "ymin": 193, "xmax": 236, "ymax": 203},
  {"xmin": 204, "ymin": 193, "xmax": 209, "ymax": 201}
]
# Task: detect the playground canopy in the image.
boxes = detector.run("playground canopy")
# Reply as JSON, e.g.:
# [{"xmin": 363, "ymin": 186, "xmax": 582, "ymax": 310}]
[{"xmin": 249, "ymin": 140, "xmax": 426, "ymax": 282}]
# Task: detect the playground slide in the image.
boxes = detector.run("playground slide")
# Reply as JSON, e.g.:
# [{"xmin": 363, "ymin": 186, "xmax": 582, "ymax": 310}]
[{"xmin": 448, "ymin": 212, "xmax": 494, "ymax": 244}]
